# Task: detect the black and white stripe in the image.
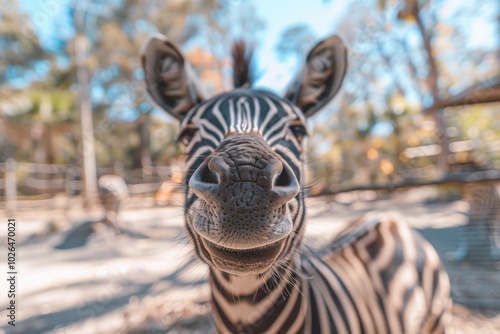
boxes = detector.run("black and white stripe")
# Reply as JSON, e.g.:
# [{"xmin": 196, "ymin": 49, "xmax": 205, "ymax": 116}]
[
  {"xmin": 203, "ymin": 213, "xmax": 450, "ymax": 333},
  {"xmin": 181, "ymin": 91, "xmax": 306, "ymax": 269}
]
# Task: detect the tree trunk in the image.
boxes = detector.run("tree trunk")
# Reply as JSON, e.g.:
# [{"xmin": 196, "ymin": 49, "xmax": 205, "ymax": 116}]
[
  {"xmin": 411, "ymin": 2, "xmax": 450, "ymax": 174},
  {"xmin": 75, "ymin": 7, "xmax": 98, "ymax": 209},
  {"xmin": 138, "ymin": 112, "xmax": 152, "ymax": 172}
]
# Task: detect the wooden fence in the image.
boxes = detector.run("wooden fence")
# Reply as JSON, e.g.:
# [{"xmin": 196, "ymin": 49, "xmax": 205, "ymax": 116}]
[{"xmin": 0, "ymin": 159, "xmax": 175, "ymax": 212}]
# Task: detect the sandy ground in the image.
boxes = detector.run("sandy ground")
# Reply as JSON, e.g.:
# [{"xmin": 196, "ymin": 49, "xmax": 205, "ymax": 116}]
[{"xmin": 0, "ymin": 189, "xmax": 499, "ymax": 333}]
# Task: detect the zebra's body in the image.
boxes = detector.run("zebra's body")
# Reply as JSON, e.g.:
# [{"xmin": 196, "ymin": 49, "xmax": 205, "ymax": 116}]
[
  {"xmin": 449, "ymin": 182, "xmax": 500, "ymax": 261},
  {"xmin": 210, "ymin": 217, "xmax": 450, "ymax": 333},
  {"xmin": 211, "ymin": 215, "xmax": 449, "ymax": 333},
  {"xmin": 141, "ymin": 33, "xmax": 451, "ymax": 333},
  {"xmin": 464, "ymin": 183, "xmax": 500, "ymax": 250},
  {"xmin": 98, "ymin": 174, "xmax": 128, "ymax": 233}
]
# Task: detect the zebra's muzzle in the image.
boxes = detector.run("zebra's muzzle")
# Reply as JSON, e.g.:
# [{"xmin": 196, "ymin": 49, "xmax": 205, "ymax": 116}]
[
  {"xmin": 188, "ymin": 134, "xmax": 300, "ymax": 208},
  {"xmin": 187, "ymin": 134, "xmax": 300, "ymax": 274},
  {"xmin": 201, "ymin": 237, "xmax": 286, "ymax": 275}
]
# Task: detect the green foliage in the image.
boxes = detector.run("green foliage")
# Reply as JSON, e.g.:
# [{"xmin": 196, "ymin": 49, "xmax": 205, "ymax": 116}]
[
  {"xmin": 0, "ymin": 0, "xmax": 264, "ymax": 171},
  {"xmin": 0, "ymin": 1, "xmax": 48, "ymax": 84}
]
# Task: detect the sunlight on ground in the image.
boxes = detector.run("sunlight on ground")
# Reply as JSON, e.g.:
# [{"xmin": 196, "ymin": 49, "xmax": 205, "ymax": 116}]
[{"xmin": 0, "ymin": 192, "xmax": 498, "ymax": 333}]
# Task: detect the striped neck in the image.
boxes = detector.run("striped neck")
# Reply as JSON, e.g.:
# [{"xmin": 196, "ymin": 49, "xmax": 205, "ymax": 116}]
[{"xmin": 209, "ymin": 255, "xmax": 309, "ymax": 333}]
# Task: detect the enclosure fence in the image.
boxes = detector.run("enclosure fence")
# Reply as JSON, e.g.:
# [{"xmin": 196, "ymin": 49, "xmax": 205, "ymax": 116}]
[{"xmin": 0, "ymin": 159, "xmax": 175, "ymax": 212}]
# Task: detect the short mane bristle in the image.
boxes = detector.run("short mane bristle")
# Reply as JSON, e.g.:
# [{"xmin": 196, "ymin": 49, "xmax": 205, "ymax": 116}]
[{"xmin": 231, "ymin": 40, "xmax": 254, "ymax": 89}]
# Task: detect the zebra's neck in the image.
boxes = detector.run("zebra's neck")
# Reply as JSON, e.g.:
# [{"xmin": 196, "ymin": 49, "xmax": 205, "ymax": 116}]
[{"xmin": 209, "ymin": 255, "xmax": 310, "ymax": 333}]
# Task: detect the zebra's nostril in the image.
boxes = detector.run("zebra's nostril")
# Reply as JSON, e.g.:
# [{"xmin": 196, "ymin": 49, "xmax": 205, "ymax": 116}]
[
  {"xmin": 189, "ymin": 160, "xmax": 219, "ymax": 200},
  {"xmin": 272, "ymin": 162, "xmax": 300, "ymax": 202},
  {"xmin": 274, "ymin": 167, "xmax": 291, "ymax": 187},
  {"xmin": 189, "ymin": 156, "xmax": 231, "ymax": 200},
  {"xmin": 208, "ymin": 156, "xmax": 229, "ymax": 184},
  {"xmin": 201, "ymin": 164, "xmax": 218, "ymax": 184}
]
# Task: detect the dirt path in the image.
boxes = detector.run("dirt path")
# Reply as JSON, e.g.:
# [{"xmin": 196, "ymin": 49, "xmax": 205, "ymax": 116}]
[{"xmin": 0, "ymin": 193, "xmax": 498, "ymax": 333}]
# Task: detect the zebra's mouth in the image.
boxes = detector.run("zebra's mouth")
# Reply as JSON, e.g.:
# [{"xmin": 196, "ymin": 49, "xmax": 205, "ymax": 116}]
[{"xmin": 200, "ymin": 238, "xmax": 286, "ymax": 275}]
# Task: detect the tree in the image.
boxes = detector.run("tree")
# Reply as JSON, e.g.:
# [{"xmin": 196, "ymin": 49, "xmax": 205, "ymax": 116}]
[
  {"xmin": 0, "ymin": 0, "xmax": 48, "ymax": 86},
  {"xmin": 1, "ymin": 0, "xmax": 265, "ymax": 169},
  {"xmin": 292, "ymin": 0, "xmax": 500, "ymax": 190}
]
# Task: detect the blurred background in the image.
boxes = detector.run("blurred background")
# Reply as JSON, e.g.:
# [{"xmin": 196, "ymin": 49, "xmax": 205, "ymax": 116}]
[{"xmin": 0, "ymin": 0, "xmax": 499, "ymax": 333}]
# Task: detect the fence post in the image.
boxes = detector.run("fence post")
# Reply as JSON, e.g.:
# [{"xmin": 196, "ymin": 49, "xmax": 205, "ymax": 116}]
[
  {"xmin": 66, "ymin": 166, "xmax": 76, "ymax": 197},
  {"xmin": 5, "ymin": 158, "xmax": 17, "ymax": 214}
]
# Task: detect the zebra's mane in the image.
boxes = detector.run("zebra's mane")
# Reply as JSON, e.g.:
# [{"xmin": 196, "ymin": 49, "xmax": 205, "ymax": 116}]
[{"xmin": 231, "ymin": 40, "xmax": 254, "ymax": 89}]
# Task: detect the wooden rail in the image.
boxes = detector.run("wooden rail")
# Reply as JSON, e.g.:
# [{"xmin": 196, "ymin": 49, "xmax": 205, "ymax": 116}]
[{"xmin": 311, "ymin": 170, "xmax": 500, "ymax": 196}]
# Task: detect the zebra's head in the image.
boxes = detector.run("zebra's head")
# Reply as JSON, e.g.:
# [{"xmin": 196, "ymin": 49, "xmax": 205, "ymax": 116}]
[{"xmin": 142, "ymin": 34, "xmax": 347, "ymax": 275}]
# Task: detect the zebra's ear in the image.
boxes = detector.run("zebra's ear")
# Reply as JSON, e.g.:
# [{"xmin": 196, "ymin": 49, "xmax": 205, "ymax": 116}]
[
  {"xmin": 142, "ymin": 34, "xmax": 205, "ymax": 120},
  {"xmin": 285, "ymin": 35, "xmax": 347, "ymax": 117}
]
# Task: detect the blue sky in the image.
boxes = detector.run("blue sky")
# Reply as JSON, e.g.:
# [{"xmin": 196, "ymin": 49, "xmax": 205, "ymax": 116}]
[
  {"xmin": 19, "ymin": 0, "xmax": 352, "ymax": 93},
  {"xmin": 251, "ymin": 0, "xmax": 499, "ymax": 93},
  {"xmin": 250, "ymin": 0, "xmax": 352, "ymax": 92},
  {"xmin": 17, "ymin": 0, "xmax": 498, "ymax": 118},
  {"xmin": 19, "ymin": 0, "xmax": 497, "ymax": 94}
]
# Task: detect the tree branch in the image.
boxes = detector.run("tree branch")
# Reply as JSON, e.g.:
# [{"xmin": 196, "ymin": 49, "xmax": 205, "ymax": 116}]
[
  {"xmin": 411, "ymin": 2, "xmax": 439, "ymax": 102},
  {"xmin": 424, "ymin": 77, "xmax": 500, "ymax": 113}
]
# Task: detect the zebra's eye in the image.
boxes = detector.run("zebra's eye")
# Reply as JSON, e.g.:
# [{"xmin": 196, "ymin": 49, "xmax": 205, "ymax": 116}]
[
  {"xmin": 178, "ymin": 128, "xmax": 197, "ymax": 146},
  {"xmin": 290, "ymin": 125, "xmax": 307, "ymax": 143}
]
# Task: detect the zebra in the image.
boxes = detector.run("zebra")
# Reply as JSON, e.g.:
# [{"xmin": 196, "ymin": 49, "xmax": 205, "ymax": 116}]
[
  {"xmin": 446, "ymin": 162, "xmax": 500, "ymax": 261},
  {"xmin": 98, "ymin": 174, "xmax": 129, "ymax": 233},
  {"xmin": 142, "ymin": 33, "xmax": 451, "ymax": 333},
  {"xmin": 449, "ymin": 182, "xmax": 500, "ymax": 261}
]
